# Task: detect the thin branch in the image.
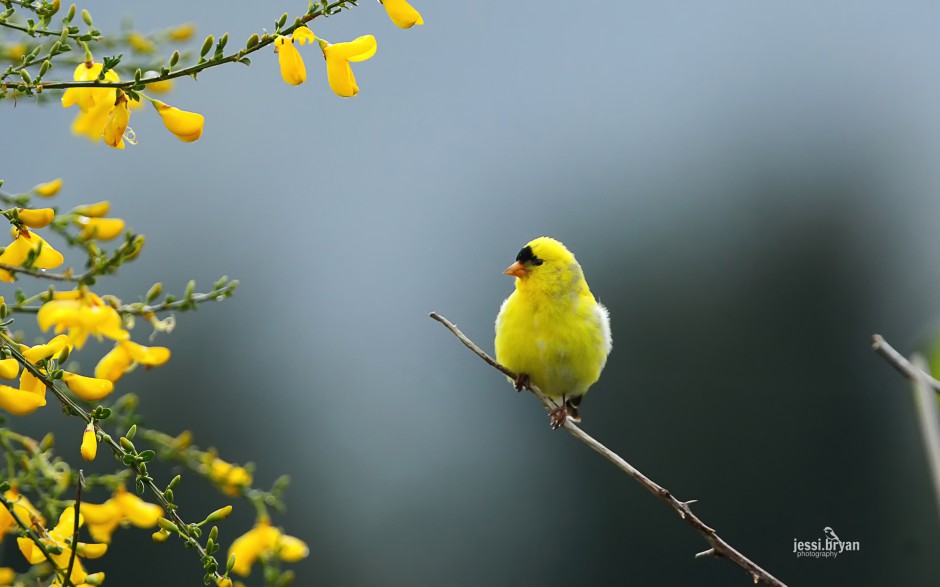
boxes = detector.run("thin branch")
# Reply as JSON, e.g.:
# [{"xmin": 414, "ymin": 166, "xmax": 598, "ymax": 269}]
[
  {"xmin": 910, "ymin": 356, "xmax": 940, "ymax": 519},
  {"xmin": 871, "ymin": 334, "xmax": 940, "ymax": 396},
  {"xmin": 429, "ymin": 311, "xmax": 786, "ymax": 587},
  {"xmin": 12, "ymin": 283, "xmax": 238, "ymax": 315},
  {"xmin": 32, "ymin": 0, "xmax": 357, "ymax": 92},
  {"xmin": 63, "ymin": 469, "xmax": 84, "ymax": 587},
  {"xmin": 0, "ymin": 19, "xmax": 89, "ymax": 41},
  {"xmin": 0, "ymin": 262, "xmax": 77, "ymax": 281}
]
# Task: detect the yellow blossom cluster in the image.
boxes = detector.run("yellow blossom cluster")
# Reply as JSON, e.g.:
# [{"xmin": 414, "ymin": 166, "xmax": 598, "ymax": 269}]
[
  {"xmin": 0, "ymin": 286, "xmax": 173, "ymax": 418},
  {"xmin": 0, "ymin": 488, "xmax": 44, "ymax": 541},
  {"xmin": 0, "ymin": 188, "xmax": 170, "ymax": 423},
  {"xmin": 275, "ymin": 27, "xmax": 378, "ymax": 98},
  {"xmin": 61, "ymin": 60, "xmax": 204, "ymax": 149},
  {"xmin": 17, "ymin": 507, "xmax": 108, "ymax": 586},
  {"xmin": 206, "ymin": 455, "xmax": 253, "ymax": 497},
  {"xmin": 0, "ymin": 222, "xmax": 63, "ymax": 282},
  {"xmin": 273, "ymin": 0, "xmax": 423, "ymax": 97},
  {"xmin": 79, "ymin": 486, "xmax": 164, "ymax": 544},
  {"xmin": 0, "ymin": 3, "xmax": 418, "ymax": 582},
  {"xmin": 228, "ymin": 518, "xmax": 308, "ymax": 577}
]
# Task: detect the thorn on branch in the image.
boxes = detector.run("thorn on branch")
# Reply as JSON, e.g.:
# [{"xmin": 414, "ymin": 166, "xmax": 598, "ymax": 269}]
[{"xmin": 695, "ymin": 548, "xmax": 716, "ymax": 559}]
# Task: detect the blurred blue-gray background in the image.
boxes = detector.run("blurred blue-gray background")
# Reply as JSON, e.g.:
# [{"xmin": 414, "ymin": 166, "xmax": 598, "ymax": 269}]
[{"xmin": 3, "ymin": 1, "xmax": 940, "ymax": 585}]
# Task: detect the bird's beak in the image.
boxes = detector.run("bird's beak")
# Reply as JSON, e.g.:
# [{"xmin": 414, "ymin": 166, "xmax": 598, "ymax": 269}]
[{"xmin": 503, "ymin": 261, "xmax": 527, "ymax": 278}]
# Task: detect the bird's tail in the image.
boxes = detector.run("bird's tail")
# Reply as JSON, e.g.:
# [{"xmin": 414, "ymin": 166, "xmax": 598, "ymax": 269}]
[{"xmin": 565, "ymin": 396, "xmax": 583, "ymax": 423}]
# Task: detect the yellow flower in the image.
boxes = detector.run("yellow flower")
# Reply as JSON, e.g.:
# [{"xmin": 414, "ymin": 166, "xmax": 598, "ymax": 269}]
[
  {"xmin": 275, "ymin": 37, "xmax": 305, "ymax": 86},
  {"xmin": 79, "ymin": 486, "xmax": 163, "ymax": 544},
  {"xmin": 76, "ymin": 216, "xmax": 125, "ymax": 241},
  {"xmin": 103, "ymin": 94, "xmax": 131, "ymax": 150},
  {"xmin": 0, "ymin": 381, "xmax": 46, "ymax": 414},
  {"xmin": 228, "ymin": 518, "xmax": 308, "ymax": 576},
  {"xmin": 128, "ymin": 32, "xmax": 155, "ymax": 53},
  {"xmin": 63, "ymin": 372, "xmax": 114, "ymax": 401},
  {"xmin": 38, "ymin": 290, "xmax": 129, "ymax": 349},
  {"xmin": 95, "ymin": 340, "xmax": 170, "ymax": 382},
  {"xmin": 151, "ymin": 100, "xmax": 204, "ymax": 142},
  {"xmin": 380, "ymin": 0, "xmax": 424, "ymax": 28},
  {"xmin": 0, "ymin": 366, "xmax": 47, "ymax": 414},
  {"xmin": 0, "ymin": 489, "xmax": 44, "ymax": 541},
  {"xmin": 0, "ymin": 229, "xmax": 65, "ymax": 282},
  {"xmin": 62, "ymin": 61, "xmax": 122, "ymax": 143},
  {"xmin": 0, "ymin": 359, "xmax": 19, "ymax": 380},
  {"xmin": 62, "ymin": 62, "xmax": 119, "ymax": 111},
  {"xmin": 34, "ymin": 178, "xmax": 63, "ymax": 197},
  {"xmin": 17, "ymin": 208, "xmax": 54, "ymax": 229},
  {"xmin": 0, "ymin": 567, "xmax": 14, "ymax": 585},
  {"xmin": 321, "ymin": 35, "xmax": 377, "ymax": 98},
  {"xmin": 73, "ymin": 201, "xmax": 110, "ymax": 217},
  {"xmin": 18, "ymin": 507, "xmax": 106, "ymax": 586},
  {"xmin": 0, "ymin": 360, "xmax": 51, "ymax": 414},
  {"xmin": 81, "ymin": 423, "xmax": 97, "ymax": 461},
  {"xmin": 22, "ymin": 333, "xmax": 70, "ymax": 363},
  {"xmin": 274, "ymin": 27, "xmax": 316, "ymax": 86},
  {"xmin": 168, "ymin": 23, "xmax": 196, "ymax": 41},
  {"xmin": 206, "ymin": 456, "xmax": 252, "ymax": 496}
]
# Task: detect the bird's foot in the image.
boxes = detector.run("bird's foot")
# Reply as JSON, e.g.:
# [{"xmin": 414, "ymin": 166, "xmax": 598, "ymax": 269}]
[
  {"xmin": 513, "ymin": 373, "xmax": 530, "ymax": 392},
  {"xmin": 549, "ymin": 405, "xmax": 568, "ymax": 430}
]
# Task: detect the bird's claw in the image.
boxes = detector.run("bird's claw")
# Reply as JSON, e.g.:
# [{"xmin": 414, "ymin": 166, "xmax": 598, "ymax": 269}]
[
  {"xmin": 549, "ymin": 405, "xmax": 568, "ymax": 430},
  {"xmin": 513, "ymin": 373, "xmax": 530, "ymax": 392}
]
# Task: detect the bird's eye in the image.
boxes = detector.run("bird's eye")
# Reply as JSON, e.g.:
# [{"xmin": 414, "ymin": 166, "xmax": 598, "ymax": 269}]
[{"xmin": 532, "ymin": 258, "xmax": 543, "ymax": 266}]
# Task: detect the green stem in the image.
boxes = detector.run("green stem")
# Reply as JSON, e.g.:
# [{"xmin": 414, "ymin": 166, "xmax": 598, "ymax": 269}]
[
  {"xmin": 0, "ymin": 19, "xmax": 89, "ymax": 41},
  {"xmin": 11, "ymin": 282, "xmax": 238, "ymax": 314}
]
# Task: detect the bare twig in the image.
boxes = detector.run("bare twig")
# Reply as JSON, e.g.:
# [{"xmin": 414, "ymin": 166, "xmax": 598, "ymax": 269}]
[
  {"xmin": 872, "ymin": 334, "xmax": 940, "ymax": 395},
  {"xmin": 910, "ymin": 356, "xmax": 940, "ymax": 519},
  {"xmin": 63, "ymin": 470, "xmax": 85, "ymax": 587},
  {"xmin": 429, "ymin": 311, "xmax": 786, "ymax": 587}
]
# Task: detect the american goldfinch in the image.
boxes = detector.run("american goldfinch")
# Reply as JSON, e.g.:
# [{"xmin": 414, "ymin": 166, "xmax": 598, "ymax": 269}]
[{"xmin": 494, "ymin": 237, "xmax": 612, "ymax": 428}]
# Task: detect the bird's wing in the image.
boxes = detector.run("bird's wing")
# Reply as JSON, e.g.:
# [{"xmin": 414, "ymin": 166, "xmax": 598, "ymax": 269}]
[{"xmin": 594, "ymin": 301, "xmax": 612, "ymax": 357}]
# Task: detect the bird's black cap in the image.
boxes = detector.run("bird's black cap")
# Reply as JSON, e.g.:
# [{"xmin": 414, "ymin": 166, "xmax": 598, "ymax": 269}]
[{"xmin": 516, "ymin": 245, "xmax": 543, "ymax": 266}]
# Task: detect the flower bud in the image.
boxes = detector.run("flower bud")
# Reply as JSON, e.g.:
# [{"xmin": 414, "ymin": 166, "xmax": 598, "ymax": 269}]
[
  {"xmin": 205, "ymin": 505, "xmax": 233, "ymax": 523},
  {"xmin": 34, "ymin": 178, "xmax": 62, "ymax": 197},
  {"xmin": 81, "ymin": 423, "xmax": 97, "ymax": 462},
  {"xmin": 200, "ymin": 35, "xmax": 214, "ymax": 58}
]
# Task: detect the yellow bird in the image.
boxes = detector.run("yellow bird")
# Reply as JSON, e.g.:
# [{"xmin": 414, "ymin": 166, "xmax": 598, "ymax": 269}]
[{"xmin": 495, "ymin": 237, "xmax": 612, "ymax": 428}]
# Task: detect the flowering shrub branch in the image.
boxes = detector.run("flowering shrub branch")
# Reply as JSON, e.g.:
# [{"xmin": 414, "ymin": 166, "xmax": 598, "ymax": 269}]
[
  {"xmin": 0, "ymin": 0, "xmax": 428, "ymax": 583},
  {"xmin": 0, "ymin": 174, "xmax": 293, "ymax": 584},
  {"xmin": 3, "ymin": 0, "xmax": 424, "ymax": 148}
]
